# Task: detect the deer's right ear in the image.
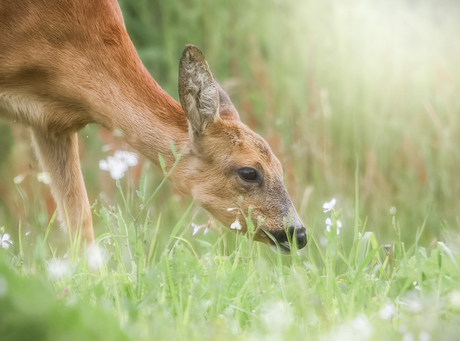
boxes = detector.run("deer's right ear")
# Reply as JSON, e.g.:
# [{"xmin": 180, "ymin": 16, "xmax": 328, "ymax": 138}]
[{"xmin": 179, "ymin": 45, "xmax": 220, "ymax": 138}]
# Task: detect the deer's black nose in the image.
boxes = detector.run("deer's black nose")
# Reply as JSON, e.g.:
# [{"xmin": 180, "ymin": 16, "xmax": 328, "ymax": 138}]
[
  {"xmin": 295, "ymin": 226, "xmax": 308, "ymax": 249},
  {"xmin": 270, "ymin": 225, "xmax": 308, "ymax": 250}
]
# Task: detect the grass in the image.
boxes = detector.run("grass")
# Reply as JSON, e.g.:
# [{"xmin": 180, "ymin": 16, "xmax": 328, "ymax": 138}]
[
  {"xmin": 1, "ymin": 0, "xmax": 460, "ymax": 340},
  {"xmin": 1, "ymin": 169, "xmax": 460, "ymax": 341}
]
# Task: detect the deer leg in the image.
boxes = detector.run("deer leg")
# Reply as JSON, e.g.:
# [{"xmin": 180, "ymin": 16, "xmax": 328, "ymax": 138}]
[{"xmin": 31, "ymin": 131, "xmax": 94, "ymax": 244}]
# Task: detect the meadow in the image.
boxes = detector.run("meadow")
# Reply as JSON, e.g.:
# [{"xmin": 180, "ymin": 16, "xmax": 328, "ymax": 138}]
[{"xmin": 1, "ymin": 0, "xmax": 460, "ymax": 340}]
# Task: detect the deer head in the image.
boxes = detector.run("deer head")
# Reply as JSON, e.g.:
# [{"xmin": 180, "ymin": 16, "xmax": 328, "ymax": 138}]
[{"xmin": 177, "ymin": 45, "xmax": 307, "ymax": 252}]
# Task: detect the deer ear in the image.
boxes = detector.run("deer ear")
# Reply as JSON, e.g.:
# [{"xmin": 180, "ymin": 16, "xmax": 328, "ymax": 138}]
[
  {"xmin": 179, "ymin": 45, "xmax": 220, "ymax": 137},
  {"xmin": 214, "ymin": 78, "xmax": 240, "ymax": 121}
]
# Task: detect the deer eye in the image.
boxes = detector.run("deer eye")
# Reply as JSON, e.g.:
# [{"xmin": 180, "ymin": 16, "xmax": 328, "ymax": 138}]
[{"xmin": 237, "ymin": 167, "xmax": 259, "ymax": 182}]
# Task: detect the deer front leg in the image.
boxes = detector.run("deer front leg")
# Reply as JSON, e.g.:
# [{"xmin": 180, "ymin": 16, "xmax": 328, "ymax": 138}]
[{"xmin": 31, "ymin": 131, "xmax": 94, "ymax": 244}]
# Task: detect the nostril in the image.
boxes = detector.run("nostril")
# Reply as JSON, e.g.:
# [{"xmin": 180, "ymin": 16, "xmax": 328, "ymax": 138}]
[
  {"xmin": 295, "ymin": 228, "xmax": 308, "ymax": 249},
  {"xmin": 268, "ymin": 226, "xmax": 308, "ymax": 250}
]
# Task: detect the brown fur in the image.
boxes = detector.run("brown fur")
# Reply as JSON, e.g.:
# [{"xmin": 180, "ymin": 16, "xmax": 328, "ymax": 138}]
[{"xmin": 0, "ymin": 0, "xmax": 306, "ymax": 250}]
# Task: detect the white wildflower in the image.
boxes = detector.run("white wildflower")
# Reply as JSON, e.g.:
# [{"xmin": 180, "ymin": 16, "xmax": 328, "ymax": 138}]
[
  {"xmin": 230, "ymin": 219, "xmax": 242, "ymax": 230},
  {"xmin": 13, "ymin": 173, "xmax": 26, "ymax": 184},
  {"xmin": 99, "ymin": 151, "xmax": 138, "ymax": 180},
  {"xmin": 99, "ymin": 156, "xmax": 128, "ymax": 179},
  {"xmin": 419, "ymin": 331, "xmax": 431, "ymax": 341},
  {"xmin": 327, "ymin": 314, "xmax": 372, "ymax": 341},
  {"xmin": 260, "ymin": 301, "xmax": 294, "ymax": 333},
  {"xmin": 403, "ymin": 293, "xmax": 423, "ymax": 313},
  {"xmin": 192, "ymin": 223, "xmax": 200, "ymax": 236},
  {"xmin": 379, "ymin": 302, "xmax": 396, "ymax": 320},
  {"xmin": 323, "ymin": 198, "xmax": 336, "ymax": 212},
  {"xmin": 326, "ymin": 218, "xmax": 342, "ymax": 235},
  {"xmin": 447, "ymin": 290, "xmax": 460, "ymax": 310},
  {"xmin": 86, "ymin": 244, "xmax": 109, "ymax": 271},
  {"xmin": 402, "ymin": 332, "xmax": 415, "ymax": 341},
  {"xmin": 101, "ymin": 144, "xmax": 113, "ymax": 152},
  {"xmin": 114, "ymin": 150, "xmax": 138, "ymax": 167},
  {"xmin": 37, "ymin": 172, "xmax": 52, "ymax": 184},
  {"xmin": 47, "ymin": 259, "xmax": 70, "ymax": 279},
  {"xmin": 113, "ymin": 128, "xmax": 125, "ymax": 138},
  {"xmin": 0, "ymin": 233, "xmax": 13, "ymax": 249},
  {"xmin": 351, "ymin": 315, "xmax": 372, "ymax": 339},
  {"xmin": 191, "ymin": 223, "xmax": 209, "ymax": 236}
]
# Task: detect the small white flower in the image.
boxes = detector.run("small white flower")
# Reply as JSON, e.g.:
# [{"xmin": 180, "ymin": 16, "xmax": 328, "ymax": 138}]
[
  {"xmin": 230, "ymin": 219, "xmax": 242, "ymax": 230},
  {"xmin": 325, "ymin": 218, "xmax": 341, "ymax": 235},
  {"xmin": 447, "ymin": 290, "xmax": 460, "ymax": 310},
  {"xmin": 403, "ymin": 293, "xmax": 423, "ymax": 313},
  {"xmin": 419, "ymin": 331, "xmax": 431, "ymax": 341},
  {"xmin": 402, "ymin": 332, "xmax": 415, "ymax": 341},
  {"xmin": 0, "ymin": 233, "xmax": 13, "ymax": 249},
  {"xmin": 101, "ymin": 144, "xmax": 113, "ymax": 152},
  {"xmin": 351, "ymin": 315, "xmax": 372, "ymax": 339},
  {"xmin": 323, "ymin": 198, "xmax": 336, "ymax": 212},
  {"xmin": 99, "ymin": 156, "xmax": 128, "ymax": 179},
  {"xmin": 100, "ymin": 151, "xmax": 138, "ymax": 180},
  {"xmin": 191, "ymin": 223, "xmax": 210, "ymax": 236},
  {"xmin": 191, "ymin": 223, "xmax": 201, "ymax": 236},
  {"xmin": 13, "ymin": 173, "xmax": 26, "ymax": 184},
  {"xmin": 114, "ymin": 150, "xmax": 138, "ymax": 167},
  {"xmin": 86, "ymin": 244, "xmax": 109, "ymax": 271},
  {"xmin": 260, "ymin": 301, "xmax": 294, "ymax": 333},
  {"xmin": 37, "ymin": 172, "xmax": 52, "ymax": 185},
  {"xmin": 47, "ymin": 259, "xmax": 70, "ymax": 279},
  {"xmin": 379, "ymin": 302, "xmax": 396, "ymax": 320}
]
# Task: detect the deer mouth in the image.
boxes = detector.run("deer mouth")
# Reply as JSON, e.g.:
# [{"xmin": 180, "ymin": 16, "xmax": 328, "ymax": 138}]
[
  {"xmin": 254, "ymin": 229, "xmax": 292, "ymax": 254},
  {"xmin": 268, "ymin": 240, "xmax": 292, "ymax": 254},
  {"xmin": 257, "ymin": 225, "xmax": 308, "ymax": 254}
]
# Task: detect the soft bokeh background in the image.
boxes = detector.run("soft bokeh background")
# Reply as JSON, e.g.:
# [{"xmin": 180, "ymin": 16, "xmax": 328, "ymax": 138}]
[{"xmin": 0, "ymin": 0, "xmax": 459, "ymax": 245}]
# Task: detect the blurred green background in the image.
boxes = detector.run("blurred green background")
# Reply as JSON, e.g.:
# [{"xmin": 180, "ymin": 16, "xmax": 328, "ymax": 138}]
[{"xmin": 0, "ymin": 0, "xmax": 459, "ymax": 244}]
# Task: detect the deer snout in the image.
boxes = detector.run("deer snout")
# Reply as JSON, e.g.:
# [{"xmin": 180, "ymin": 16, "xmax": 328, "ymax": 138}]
[{"xmin": 268, "ymin": 224, "xmax": 308, "ymax": 251}]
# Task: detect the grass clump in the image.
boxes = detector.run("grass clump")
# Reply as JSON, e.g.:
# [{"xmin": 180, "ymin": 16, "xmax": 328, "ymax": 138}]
[{"xmin": 1, "ymin": 170, "xmax": 460, "ymax": 341}]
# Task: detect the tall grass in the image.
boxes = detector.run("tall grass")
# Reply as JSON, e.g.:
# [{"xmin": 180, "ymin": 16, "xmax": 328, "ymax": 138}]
[
  {"xmin": 2, "ymin": 169, "xmax": 460, "ymax": 340},
  {"xmin": 1, "ymin": 0, "xmax": 460, "ymax": 339}
]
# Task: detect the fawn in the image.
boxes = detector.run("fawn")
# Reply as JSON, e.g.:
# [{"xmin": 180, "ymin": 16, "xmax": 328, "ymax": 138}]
[{"xmin": 0, "ymin": 0, "xmax": 307, "ymax": 252}]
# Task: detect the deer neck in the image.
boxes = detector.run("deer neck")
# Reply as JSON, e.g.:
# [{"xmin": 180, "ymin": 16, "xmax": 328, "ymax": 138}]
[{"xmin": 87, "ymin": 58, "xmax": 191, "ymax": 171}]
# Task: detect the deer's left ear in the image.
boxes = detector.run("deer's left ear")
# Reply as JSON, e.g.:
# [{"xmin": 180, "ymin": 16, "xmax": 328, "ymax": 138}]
[{"xmin": 179, "ymin": 45, "xmax": 220, "ymax": 137}]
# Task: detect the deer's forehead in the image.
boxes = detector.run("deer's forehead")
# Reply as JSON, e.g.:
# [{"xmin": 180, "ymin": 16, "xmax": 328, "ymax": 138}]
[{"xmin": 208, "ymin": 122, "xmax": 282, "ymax": 173}]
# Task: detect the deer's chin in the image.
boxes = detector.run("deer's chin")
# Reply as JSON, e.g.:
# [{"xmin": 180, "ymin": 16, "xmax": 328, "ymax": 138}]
[
  {"xmin": 214, "ymin": 214, "xmax": 294, "ymax": 254},
  {"xmin": 268, "ymin": 243, "xmax": 291, "ymax": 254},
  {"xmin": 250, "ymin": 228, "xmax": 290, "ymax": 254}
]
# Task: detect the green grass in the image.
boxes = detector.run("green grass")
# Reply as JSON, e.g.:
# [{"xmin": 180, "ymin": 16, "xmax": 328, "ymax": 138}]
[{"xmin": 1, "ymin": 170, "xmax": 460, "ymax": 341}]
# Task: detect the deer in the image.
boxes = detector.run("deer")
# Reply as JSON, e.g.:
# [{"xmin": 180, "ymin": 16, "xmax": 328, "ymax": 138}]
[{"xmin": 0, "ymin": 0, "xmax": 307, "ymax": 253}]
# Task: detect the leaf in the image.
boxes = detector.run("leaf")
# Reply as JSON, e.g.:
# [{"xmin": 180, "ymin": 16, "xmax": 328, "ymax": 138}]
[
  {"xmin": 170, "ymin": 141, "xmax": 177, "ymax": 159},
  {"xmin": 158, "ymin": 154, "xmax": 167, "ymax": 175},
  {"xmin": 136, "ymin": 168, "xmax": 148, "ymax": 202},
  {"xmin": 437, "ymin": 242, "xmax": 459, "ymax": 270}
]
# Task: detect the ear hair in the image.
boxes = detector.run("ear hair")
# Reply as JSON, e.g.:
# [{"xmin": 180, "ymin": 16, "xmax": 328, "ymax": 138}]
[
  {"xmin": 214, "ymin": 77, "xmax": 240, "ymax": 121},
  {"xmin": 178, "ymin": 45, "xmax": 220, "ymax": 137}
]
